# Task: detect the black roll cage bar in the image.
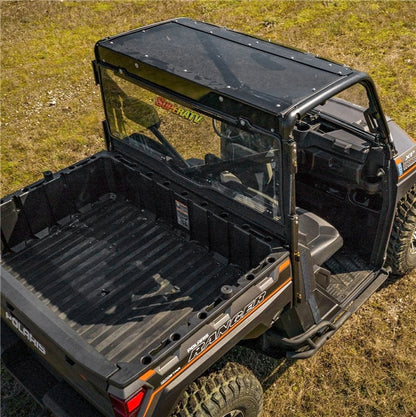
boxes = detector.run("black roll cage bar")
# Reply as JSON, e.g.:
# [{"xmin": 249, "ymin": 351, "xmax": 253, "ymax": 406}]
[{"xmin": 282, "ymin": 74, "xmax": 391, "ymax": 146}]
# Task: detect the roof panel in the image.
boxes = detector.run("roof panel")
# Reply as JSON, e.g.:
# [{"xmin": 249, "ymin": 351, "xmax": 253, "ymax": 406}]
[{"xmin": 97, "ymin": 18, "xmax": 353, "ymax": 115}]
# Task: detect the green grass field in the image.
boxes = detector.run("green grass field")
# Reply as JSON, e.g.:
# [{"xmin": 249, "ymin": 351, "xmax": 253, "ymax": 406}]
[{"xmin": 1, "ymin": 1, "xmax": 416, "ymax": 416}]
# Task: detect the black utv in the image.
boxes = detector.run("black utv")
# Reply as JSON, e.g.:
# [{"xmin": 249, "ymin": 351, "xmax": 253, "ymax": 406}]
[{"xmin": 1, "ymin": 18, "xmax": 415, "ymax": 417}]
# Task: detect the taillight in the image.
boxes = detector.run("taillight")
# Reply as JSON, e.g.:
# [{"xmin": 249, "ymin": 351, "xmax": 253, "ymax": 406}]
[{"xmin": 109, "ymin": 388, "xmax": 147, "ymax": 417}]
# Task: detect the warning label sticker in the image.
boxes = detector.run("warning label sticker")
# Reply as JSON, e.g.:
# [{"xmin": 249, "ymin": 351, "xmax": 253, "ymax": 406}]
[{"xmin": 175, "ymin": 200, "xmax": 190, "ymax": 230}]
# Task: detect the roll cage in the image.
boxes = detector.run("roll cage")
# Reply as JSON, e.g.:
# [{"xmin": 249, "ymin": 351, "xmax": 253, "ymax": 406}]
[{"xmin": 94, "ymin": 17, "xmax": 394, "ymax": 272}]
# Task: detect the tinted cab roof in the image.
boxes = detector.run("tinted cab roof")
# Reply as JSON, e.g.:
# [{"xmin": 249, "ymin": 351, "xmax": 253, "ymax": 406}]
[{"xmin": 95, "ymin": 18, "xmax": 365, "ymax": 127}]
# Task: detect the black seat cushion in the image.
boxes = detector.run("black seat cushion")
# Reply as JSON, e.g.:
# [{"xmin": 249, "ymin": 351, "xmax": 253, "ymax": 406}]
[{"xmin": 297, "ymin": 208, "xmax": 343, "ymax": 265}]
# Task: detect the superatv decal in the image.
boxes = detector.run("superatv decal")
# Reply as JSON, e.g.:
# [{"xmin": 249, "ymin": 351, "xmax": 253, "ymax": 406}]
[
  {"xmin": 187, "ymin": 291, "xmax": 266, "ymax": 362},
  {"xmin": 5, "ymin": 311, "xmax": 46, "ymax": 355},
  {"xmin": 155, "ymin": 96, "xmax": 203, "ymax": 123}
]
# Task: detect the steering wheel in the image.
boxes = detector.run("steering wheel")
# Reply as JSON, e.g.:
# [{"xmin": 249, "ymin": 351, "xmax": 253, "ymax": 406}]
[{"xmin": 212, "ymin": 119, "xmax": 241, "ymax": 140}]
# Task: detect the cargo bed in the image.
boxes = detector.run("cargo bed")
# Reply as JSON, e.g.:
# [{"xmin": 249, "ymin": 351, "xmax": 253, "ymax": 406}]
[
  {"xmin": 1, "ymin": 152, "xmax": 277, "ymax": 369},
  {"xmin": 2, "ymin": 195, "xmax": 245, "ymax": 363}
]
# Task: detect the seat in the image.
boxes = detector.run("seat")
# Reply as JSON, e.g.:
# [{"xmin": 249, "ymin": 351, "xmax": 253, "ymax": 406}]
[
  {"xmin": 297, "ymin": 208, "xmax": 343, "ymax": 265},
  {"xmin": 223, "ymin": 142, "xmax": 273, "ymax": 191}
]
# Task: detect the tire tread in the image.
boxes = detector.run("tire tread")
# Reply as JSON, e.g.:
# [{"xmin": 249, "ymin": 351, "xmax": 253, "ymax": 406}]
[
  {"xmin": 386, "ymin": 186, "xmax": 416, "ymax": 275},
  {"xmin": 171, "ymin": 362, "xmax": 263, "ymax": 417}
]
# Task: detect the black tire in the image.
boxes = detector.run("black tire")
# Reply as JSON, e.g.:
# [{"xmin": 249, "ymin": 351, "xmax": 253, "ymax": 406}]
[
  {"xmin": 171, "ymin": 362, "xmax": 263, "ymax": 417},
  {"xmin": 386, "ymin": 186, "xmax": 416, "ymax": 275}
]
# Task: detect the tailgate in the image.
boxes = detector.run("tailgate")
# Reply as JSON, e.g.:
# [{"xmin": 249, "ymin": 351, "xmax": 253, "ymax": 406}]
[{"xmin": 1, "ymin": 267, "xmax": 118, "ymax": 417}]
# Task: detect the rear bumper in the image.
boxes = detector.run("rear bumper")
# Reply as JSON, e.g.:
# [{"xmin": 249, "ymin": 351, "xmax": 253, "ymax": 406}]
[{"xmin": 1, "ymin": 321, "xmax": 103, "ymax": 417}]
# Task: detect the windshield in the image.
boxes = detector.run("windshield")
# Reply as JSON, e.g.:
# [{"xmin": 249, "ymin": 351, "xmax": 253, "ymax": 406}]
[
  {"xmin": 101, "ymin": 68, "xmax": 281, "ymax": 221},
  {"xmin": 315, "ymin": 83, "xmax": 380, "ymax": 136}
]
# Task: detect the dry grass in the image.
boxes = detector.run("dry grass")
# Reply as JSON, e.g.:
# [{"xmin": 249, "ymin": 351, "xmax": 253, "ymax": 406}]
[{"xmin": 1, "ymin": 1, "xmax": 415, "ymax": 417}]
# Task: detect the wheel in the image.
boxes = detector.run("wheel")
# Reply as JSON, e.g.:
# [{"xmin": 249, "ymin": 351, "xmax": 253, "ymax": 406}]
[
  {"xmin": 171, "ymin": 362, "xmax": 263, "ymax": 417},
  {"xmin": 386, "ymin": 186, "xmax": 416, "ymax": 275}
]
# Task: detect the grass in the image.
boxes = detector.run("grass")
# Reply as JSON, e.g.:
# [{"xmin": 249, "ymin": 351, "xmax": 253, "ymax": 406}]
[{"xmin": 1, "ymin": 1, "xmax": 415, "ymax": 416}]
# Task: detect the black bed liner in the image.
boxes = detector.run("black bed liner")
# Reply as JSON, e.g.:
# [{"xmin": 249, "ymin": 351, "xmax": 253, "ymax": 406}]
[{"xmin": 2, "ymin": 194, "xmax": 243, "ymax": 364}]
